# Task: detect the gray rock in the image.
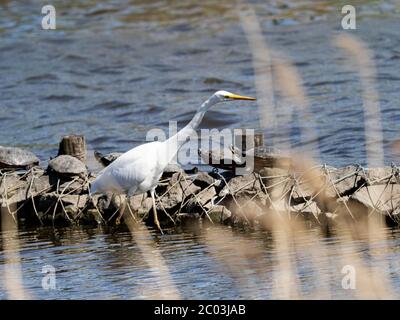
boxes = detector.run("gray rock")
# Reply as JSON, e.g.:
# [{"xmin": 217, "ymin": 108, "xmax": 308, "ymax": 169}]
[
  {"xmin": 162, "ymin": 163, "xmax": 184, "ymax": 178},
  {"xmin": 365, "ymin": 167, "xmax": 396, "ymax": 184},
  {"xmin": 0, "ymin": 187, "xmax": 27, "ymax": 207},
  {"xmin": 26, "ymin": 173, "xmax": 52, "ymax": 195},
  {"xmin": 59, "ymin": 179, "xmax": 86, "ymax": 194},
  {"xmin": 204, "ymin": 203, "xmax": 232, "ymax": 223},
  {"xmin": 219, "ymin": 173, "xmax": 264, "ymax": 198},
  {"xmin": 0, "ymin": 146, "xmax": 39, "ymax": 170},
  {"xmin": 62, "ymin": 195, "xmax": 88, "ymax": 217},
  {"xmin": 1, "ymin": 172, "xmax": 52, "ymax": 198},
  {"xmin": 48, "ymin": 155, "xmax": 87, "ymax": 177},
  {"xmin": 198, "ymin": 146, "xmax": 245, "ymax": 172},
  {"xmin": 259, "ymin": 167, "xmax": 292, "ymax": 201},
  {"xmin": 219, "ymin": 193, "xmax": 265, "ymax": 225},
  {"xmin": 325, "ymin": 165, "xmax": 365, "ymax": 197},
  {"xmin": 0, "ymin": 173, "xmax": 25, "ymax": 196},
  {"xmin": 157, "ymin": 172, "xmax": 201, "ymax": 210},
  {"xmin": 292, "ymin": 165, "xmax": 365, "ymax": 205},
  {"xmin": 61, "ymin": 194, "xmax": 88, "ymax": 208},
  {"xmin": 129, "ymin": 193, "xmax": 153, "ymax": 215},
  {"xmin": 252, "ymin": 148, "xmax": 292, "ymax": 171},
  {"xmin": 192, "ymin": 172, "xmax": 220, "ymax": 189},
  {"xmin": 33, "ymin": 193, "xmax": 87, "ymax": 220},
  {"xmin": 350, "ymin": 184, "xmax": 400, "ymax": 214},
  {"xmin": 35, "ymin": 193, "xmax": 58, "ymax": 215},
  {"xmin": 291, "ymin": 183, "xmax": 314, "ymax": 203},
  {"xmin": 186, "ymin": 186, "xmax": 217, "ymax": 209},
  {"xmin": 245, "ymin": 201, "xmax": 266, "ymax": 220},
  {"xmin": 0, "ymin": 173, "xmax": 36, "ymax": 208},
  {"xmin": 238, "ymin": 200, "xmax": 265, "ymax": 223},
  {"xmin": 0, "ymin": 173, "xmax": 52, "ymax": 209},
  {"xmin": 291, "ymin": 201, "xmax": 321, "ymax": 216}
]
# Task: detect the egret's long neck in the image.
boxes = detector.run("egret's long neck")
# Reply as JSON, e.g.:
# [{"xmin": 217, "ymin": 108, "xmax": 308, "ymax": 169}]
[
  {"xmin": 163, "ymin": 96, "xmax": 217, "ymax": 165},
  {"xmin": 186, "ymin": 99, "xmax": 211, "ymax": 131}
]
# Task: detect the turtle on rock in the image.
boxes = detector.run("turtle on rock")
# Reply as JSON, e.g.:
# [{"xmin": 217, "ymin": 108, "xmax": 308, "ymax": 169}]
[
  {"xmin": 48, "ymin": 155, "xmax": 87, "ymax": 178},
  {"xmin": 94, "ymin": 151, "xmax": 123, "ymax": 167},
  {"xmin": 0, "ymin": 146, "xmax": 40, "ymax": 171},
  {"xmin": 198, "ymin": 144, "xmax": 245, "ymax": 172}
]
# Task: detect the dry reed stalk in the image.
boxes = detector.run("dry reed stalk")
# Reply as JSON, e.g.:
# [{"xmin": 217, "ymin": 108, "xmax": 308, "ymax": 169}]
[
  {"xmin": 123, "ymin": 217, "xmax": 180, "ymax": 299},
  {"xmin": 299, "ymin": 230, "xmax": 332, "ymax": 299},
  {"xmin": 329, "ymin": 188, "xmax": 395, "ymax": 298},
  {"xmin": 333, "ymin": 34, "xmax": 393, "ymax": 297},
  {"xmin": 237, "ymin": 6, "xmax": 276, "ymax": 138},
  {"xmin": 1, "ymin": 203, "xmax": 30, "ymax": 299},
  {"xmin": 236, "ymin": 2, "xmax": 396, "ymax": 299},
  {"xmin": 334, "ymin": 34, "xmax": 384, "ymax": 168},
  {"xmin": 272, "ymin": 55, "xmax": 321, "ymax": 162},
  {"xmin": 238, "ymin": 5, "xmax": 326, "ymax": 298},
  {"xmin": 269, "ymin": 216, "xmax": 301, "ymax": 299},
  {"xmin": 204, "ymin": 226, "xmax": 271, "ymax": 299}
]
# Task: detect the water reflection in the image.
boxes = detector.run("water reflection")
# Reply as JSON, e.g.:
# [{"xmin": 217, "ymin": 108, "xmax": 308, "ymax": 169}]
[{"xmin": 1, "ymin": 222, "xmax": 400, "ymax": 299}]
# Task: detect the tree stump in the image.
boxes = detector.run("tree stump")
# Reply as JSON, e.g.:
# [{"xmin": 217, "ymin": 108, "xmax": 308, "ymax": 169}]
[
  {"xmin": 58, "ymin": 135, "xmax": 87, "ymax": 163},
  {"xmin": 235, "ymin": 131, "xmax": 264, "ymax": 151}
]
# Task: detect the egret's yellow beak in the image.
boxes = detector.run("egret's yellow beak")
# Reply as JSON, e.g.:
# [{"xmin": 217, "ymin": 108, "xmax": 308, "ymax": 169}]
[{"xmin": 226, "ymin": 93, "xmax": 256, "ymax": 101}]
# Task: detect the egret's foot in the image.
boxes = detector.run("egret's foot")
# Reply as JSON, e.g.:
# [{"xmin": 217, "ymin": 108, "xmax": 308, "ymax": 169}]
[{"xmin": 115, "ymin": 208, "xmax": 125, "ymax": 225}]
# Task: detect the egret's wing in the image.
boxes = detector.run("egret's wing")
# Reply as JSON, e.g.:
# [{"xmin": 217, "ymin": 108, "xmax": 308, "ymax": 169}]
[
  {"xmin": 92, "ymin": 155, "xmax": 148, "ymax": 194},
  {"xmin": 109, "ymin": 161, "xmax": 147, "ymax": 189},
  {"xmin": 107, "ymin": 142, "xmax": 163, "ymax": 190},
  {"xmin": 91, "ymin": 141, "xmax": 162, "ymax": 194},
  {"xmin": 96, "ymin": 165, "xmax": 108, "ymax": 177}
]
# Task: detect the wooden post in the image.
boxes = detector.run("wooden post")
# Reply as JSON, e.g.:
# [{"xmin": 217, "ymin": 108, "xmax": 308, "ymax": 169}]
[
  {"xmin": 253, "ymin": 132, "xmax": 264, "ymax": 149},
  {"xmin": 58, "ymin": 135, "xmax": 87, "ymax": 163},
  {"xmin": 235, "ymin": 130, "xmax": 264, "ymax": 151}
]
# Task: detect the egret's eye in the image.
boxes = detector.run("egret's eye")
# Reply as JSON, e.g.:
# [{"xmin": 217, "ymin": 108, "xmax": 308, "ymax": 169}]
[{"xmin": 224, "ymin": 95, "xmax": 229, "ymax": 99}]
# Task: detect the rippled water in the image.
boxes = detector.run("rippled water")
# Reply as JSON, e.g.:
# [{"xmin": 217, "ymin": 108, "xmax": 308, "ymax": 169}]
[
  {"xmin": 0, "ymin": 0, "xmax": 399, "ymax": 166},
  {"xmin": 1, "ymin": 0, "xmax": 400, "ymax": 299},
  {"xmin": 1, "ymin": 224, "xmax": 400, "ymax": 299}
]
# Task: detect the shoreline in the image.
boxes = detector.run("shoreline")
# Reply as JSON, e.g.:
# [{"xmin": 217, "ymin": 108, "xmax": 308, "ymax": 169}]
[{"xmin": 1, "ymin": 140, "xmax": 399, "ymax": 230}]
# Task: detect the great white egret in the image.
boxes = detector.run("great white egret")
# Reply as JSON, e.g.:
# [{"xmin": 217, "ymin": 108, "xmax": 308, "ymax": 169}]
[{"xmin": 90, "ymin": 90, "xmax": 256, "ymax": 232}]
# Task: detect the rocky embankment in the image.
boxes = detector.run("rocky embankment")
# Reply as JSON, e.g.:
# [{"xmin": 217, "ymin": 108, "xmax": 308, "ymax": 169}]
[{"xmin": 1, "ymin": 139, "xmax": 400, "ymax": 229}]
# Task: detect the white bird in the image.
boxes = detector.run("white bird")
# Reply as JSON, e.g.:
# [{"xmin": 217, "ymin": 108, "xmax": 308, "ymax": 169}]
[{"xmin": 90, "ymin": 90, "xmax": 256, "ymax": 233}]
